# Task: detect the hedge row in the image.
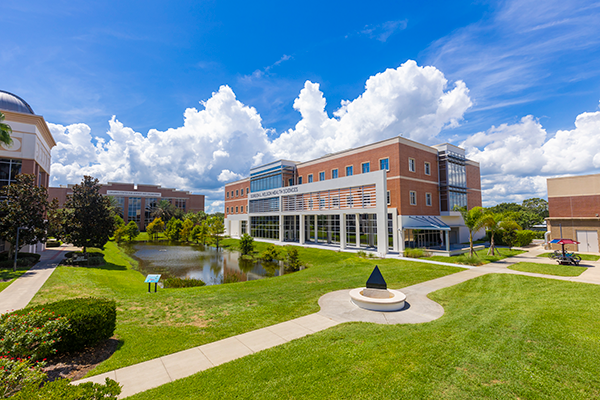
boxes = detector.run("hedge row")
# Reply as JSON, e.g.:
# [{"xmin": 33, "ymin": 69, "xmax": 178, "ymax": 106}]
[{"xmin": 6, "ymin": 298, "xmax": 116, "ymax": 353}]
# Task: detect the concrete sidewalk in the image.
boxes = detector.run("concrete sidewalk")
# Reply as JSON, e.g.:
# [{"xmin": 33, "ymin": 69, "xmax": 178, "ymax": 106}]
[
  {"xmin": 0, "ymin": 244, "xmax": 77, "ymax": 314},
  {"xmin": 74, "ymin": 244, "xmax": 600, "ymax": 398},
  {"xmin": 76, "ymin": 313, "xmax": 340, "ymax": 398}
]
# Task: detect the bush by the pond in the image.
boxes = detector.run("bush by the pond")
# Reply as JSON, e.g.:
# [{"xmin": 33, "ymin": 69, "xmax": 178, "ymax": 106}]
[
  {"xmin": 9, "ymin": 298, "xmax": 116, "ymax": 354},
  {"xmin": 14, "ymin": 377, "xmax": 121, "ymax": 400},
  {"xmin": 0, "ymin": 309, "xmax": 69, "ymax": 360},
  {"xmin": 163, "ymin": 277, "xmax": 206, "ymax": 288},
  {"xmin": 222, "ymin": 270, "xmax": 244, "ymax": 284},
  {"xmin": 261, "ymin": 244, "xmax": 279, "ymax": 262},
  {"xmin": 285, "ymin": 247, "xmax": 302, "ymax": 271},
  {"xmin": 239, "ymin": 233, "xmax": 254, "ymax": 256},
  {"xmin": 403, "ymin": 248, "xmax": 431, "ymax": 258}
]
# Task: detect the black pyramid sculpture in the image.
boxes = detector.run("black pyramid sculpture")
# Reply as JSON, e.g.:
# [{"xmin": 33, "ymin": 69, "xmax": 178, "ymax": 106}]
[{"xmin": 366, "ymin": 266, "xmax": 387, "ymax": 290}]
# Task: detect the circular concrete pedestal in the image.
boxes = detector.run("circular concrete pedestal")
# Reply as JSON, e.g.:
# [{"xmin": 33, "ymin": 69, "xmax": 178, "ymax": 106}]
[{"xmin": 349, "ymin": 288, "xmax": 407, "ymax": 312}]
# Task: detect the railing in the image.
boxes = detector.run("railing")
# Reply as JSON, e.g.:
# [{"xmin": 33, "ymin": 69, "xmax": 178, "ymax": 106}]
[{"xmin": 282, "ymin": 185, "xmax": 377, "ymax": 212}]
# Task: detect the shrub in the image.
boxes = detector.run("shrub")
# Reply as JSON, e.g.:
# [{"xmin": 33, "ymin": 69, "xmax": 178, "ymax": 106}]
[
  {"xmin": 239, "ymin": 234, "xmax": 254, "ymax": 256},
  {"xmin": 356, "ymin": 250, "xmax": 367, "ymax": 258},
  {"xmin": 0, "ymin": 252, "xmax": 40, "ymax": 268},
  {"xmin": 14, "ymin": 377, "xmax": 121, "ymax": 400},
  {"xmin": 261, "ymin": 244, "xmax": 279, "ymax": 262},
  {"xmin": 285, "ymin": 247, "xmax": 302, "ymax": 271},
  {"xmin": 45, "ymin": 240, "xmax": 62, "ymax": 248},
  {"xmin": 0, "ymin": 357, "xmax": 47, "ymax": 398},
  {"xmin": 163, "ymin": 277, "xmax": 206, "ymax": 288},
  {"xmin": 403, "ymin": 248, "xmax": 430, "ymax": 258},
  {"xmin": 0, "ymin": 310, "xmax": 69, "ymax": 360},
  {"xmin": 455, "ymin": 255, "xmax": 485, "ymax": 266},
  {"xmin": 222, "ymin": 270, "xmax": 244, "ymax": 284},
  {"xmin": 9, "ymin": 298, "xmax": 116, "ymax": 354},
  {"xmin": 0, "ymin": 252, "xmax": 40, "ymax": 262},
  {"xmin": 515, "ymin": 230, "xmax": 536, "ymax": 247},
  {"xmin": 62, "ymin": 251, "xmax": 104, "ymax": 266}
]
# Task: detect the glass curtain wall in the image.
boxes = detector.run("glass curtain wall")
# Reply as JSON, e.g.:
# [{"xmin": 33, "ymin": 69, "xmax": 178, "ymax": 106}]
[
  {"xmin": 128, "ymin": 197, "xmax": 142, "ymax": 228},
  {"xmin": 250, "ymin": 216, "xmax": 279, "ymax": 239}
]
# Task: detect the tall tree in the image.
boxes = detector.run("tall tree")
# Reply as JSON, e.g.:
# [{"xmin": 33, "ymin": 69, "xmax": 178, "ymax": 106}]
[
  {"xmin": 180, "ymin": 219, "xmax": 194, "ymax": 242},
  {"xmin": 0, "ymin": 174, "xmax": 48, "ymax": 261},
  {"xmin": 146, "ymin": 217, "xmax": 164, "ymax": 241},
  {"xmin": 208, "ymin": 215, "xmax": 225, "ymax": 250},
  {"xmin": 63, "ymin": 176, "xmax": 115, "ymax": 253},
  {"xmin": 455, "ymin": 206, "xmax": 485, "ymax": 257},
  {"xmin": 522, "ymin": 197, "xmax": 549, "ymax": 219},
  {"xmin": 151, "ymin": 200, "xmax": 176, "ymax": 221},
  {"xmin": 478, "ymin": 211, "xmax": 508, "ymax": 256},
  {"xmin": 46, "ymin": 198, "xmax": 65, "ymax": 240},
  {"xmin": 0, "ymin": 112, "xmax": 13, "ymax": 146}
]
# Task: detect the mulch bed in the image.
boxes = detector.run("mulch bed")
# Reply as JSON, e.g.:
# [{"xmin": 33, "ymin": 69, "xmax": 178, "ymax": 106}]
[{"xmin": 43, "ymin": 337, "xmax": 119, "ymax": 381}]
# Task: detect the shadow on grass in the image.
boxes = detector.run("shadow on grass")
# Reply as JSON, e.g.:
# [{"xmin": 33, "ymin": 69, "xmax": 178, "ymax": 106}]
[
  {"xmin": 0, "ymin": 265, "xmax": 32, "ymax": 281},
  {"xmin": 59, "ymin": 262, "xmax": 127, "ymax": 271}
]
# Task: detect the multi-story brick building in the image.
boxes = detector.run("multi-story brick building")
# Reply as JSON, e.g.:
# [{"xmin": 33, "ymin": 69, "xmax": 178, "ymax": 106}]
[
  {"xmin": 49, "ymin": 182, "xmax": 205, "ymax": 230},
  {"xmin": 224, "ymin": 136, "xmax": 482, "ymax": 255},
  {"xmin": 0, "ymin": 90, "xmax": 56, "ymax": 253},
  {"xmin": 547, "ymin": 173, "xmax": 600, "ymax": 253}
]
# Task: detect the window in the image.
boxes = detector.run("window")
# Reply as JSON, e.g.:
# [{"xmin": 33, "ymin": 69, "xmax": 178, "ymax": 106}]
[
  {"xmin": 319, "ymin": 171, "xmax": 325, "ymax": 181},
  {"xmin": 409, "ymin": 191, "xmax": 417, "ymax": 205},
  {"xmin": 175, "ymin": 198, "xmax": 186, "ymax": 211},
  {"xmin": 246, "ymin": 188, "xmax": 249, "ymax": 194},
  {"xmin": 231, "ymin": 191, "xmax": 234, "ymax": 197},
  {"xmin": 346, "ymin": 195, "xmax": 353, "ymax": 208},
  {"xmin": 226, "ymin": 192, "xmax": 229, "ymax": 198},
  {"xmin": 289, "ymin": 178, "xmax": 293, "ymax": 186},
  {"xmin": 332, "ymin": 169, "xmax": 338, "ymax": 179},
  {"xmin": 236, "ymin": 206, "xmax": 239, "ymax": 213},
  {"xmin": 332, "ymin": 197, "xmax": 340, "ymax": 207},
  {"xmin": 236, "ymin": 189, "xmax": 239, "ymax": 197},
  {"xmin": 387, "ymin": 191, "xmax": 390, "ymax": 205},
  {"xmin": 227, "ymin": 207, "xmax": 229, "ymax": 213},
  {"xmin": 298, "ymin": 176, "xmax": 303, "ymax": 184},
  {"xmin": 346, "ymin": 166, "xmax": 353, "ymax": 176},
  {"xmin": 241, "ymin": 205, "xmax": 244, "ymax": 213},
  {"xmin": 426, "ymin": 193, "xmax": 432, "ymax": 206},
  {"xmin": 380, "ymin": 158, "xmax": 389, "ymax": 171},
  {"xmin": 425, "ymin": 162, "xmax": 431, "ymax": 175},
  {"xmin": 362, "ymin": 162, "xmax": 370, "ymax": 173},
  {"xmin": 308, "ymin": 174, "xmax": 313, "ymax": 183},
  {"xmin": 409, "ymin": 158, "xmax": 416, "ymax": 172},
  {"xmin": 319, "ymin": 197, "xmax": 325, "ymax": 208},
  {"xmin": 128, "ymin": 198, "xmax": 142, "ymax": 226},
  {"xmin": 250, "ymin": 216, "xmax": 280, "ymax": 240}
]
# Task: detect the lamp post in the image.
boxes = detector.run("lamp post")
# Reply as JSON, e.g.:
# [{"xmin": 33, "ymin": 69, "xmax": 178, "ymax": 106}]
[{"xmin": 13, "ymin": 226, "xmax": 23, "ymax": 273}]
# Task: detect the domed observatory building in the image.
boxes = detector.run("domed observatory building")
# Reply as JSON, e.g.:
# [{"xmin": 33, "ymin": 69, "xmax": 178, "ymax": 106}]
[{"xmin": 0, "ymin": 90, "xmax": 56, "ymax": 252}]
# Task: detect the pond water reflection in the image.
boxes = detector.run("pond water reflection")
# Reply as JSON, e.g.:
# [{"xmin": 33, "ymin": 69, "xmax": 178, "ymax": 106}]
[{"xmin": 123, "ymin": 242, "xmax": 286, "ymax": 285}]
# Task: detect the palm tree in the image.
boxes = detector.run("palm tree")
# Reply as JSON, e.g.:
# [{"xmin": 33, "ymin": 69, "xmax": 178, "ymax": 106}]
[
  {"xmin": 0, "ymin": 112, "xmax": 13, "ymax": 146},
  {"xmin": 478, "ymin": 211, "xmax": 508, "ymax": 256},
  {"xmin": 151, "ymin": 200, "xmax": 176, "ymax": 221},
  {"xmin": 455, "ymin": 206, "xmax": 485, "ymax": 257}
]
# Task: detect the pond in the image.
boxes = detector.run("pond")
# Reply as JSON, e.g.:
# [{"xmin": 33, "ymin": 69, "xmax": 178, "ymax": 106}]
[{"xmin": 123, "ymin": 242, "xmax": 287, "ymax": 286}]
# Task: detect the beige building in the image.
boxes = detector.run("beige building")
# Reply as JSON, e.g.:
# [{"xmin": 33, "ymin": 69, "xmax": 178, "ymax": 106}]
[
  {"xmin": 547, "ymin": 173, "xmax": 600, "ymax": 253},
  {"xmin": 0, "ymin": 90, "xmax": 56, "ymax": 253}
]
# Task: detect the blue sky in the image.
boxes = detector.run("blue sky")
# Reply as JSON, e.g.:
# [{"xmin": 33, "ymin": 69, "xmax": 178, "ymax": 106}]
[{"xmin": 3, "ymin": 0, "xmax": 600, "ymax": 211}]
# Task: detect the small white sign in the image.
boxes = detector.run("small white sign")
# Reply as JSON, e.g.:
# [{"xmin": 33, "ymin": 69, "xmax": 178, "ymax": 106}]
[{"xmin": 106, "ymin": 190, "xmax": 162, "ymax": 198}]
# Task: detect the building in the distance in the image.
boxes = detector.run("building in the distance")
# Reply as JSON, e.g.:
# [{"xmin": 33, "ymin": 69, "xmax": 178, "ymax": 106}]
[
  {"xmin": 49, "ymin": 182, "xmax": 205, "ymax": 230},
  {"xmin": 547, "ymin": 173, "xmax": 600, "ymax": 253},
  {"xmin": 0, "ymin": 90, "xmax": 56, "ymax": 253},
  {"xmin": 224, "ymin": 136, "xmax": 482, "ymax": 255}
]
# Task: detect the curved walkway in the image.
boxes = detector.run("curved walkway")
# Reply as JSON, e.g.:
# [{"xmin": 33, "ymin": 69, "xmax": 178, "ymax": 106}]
[
  {"xmin": 0, "ymin": 244, "xmax": 78, "ymax": 314},
  {"xmin": 75, "ymin": 245, "xmax": 600, "ymax": 398}
]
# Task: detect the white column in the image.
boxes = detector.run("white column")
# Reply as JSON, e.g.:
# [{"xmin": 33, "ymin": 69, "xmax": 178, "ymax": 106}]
[
  {"xmin": 299, "ymin": 215, "xmax": 305, "ymax": 244},
  {"xmin": 398, "ymin": 216, "xmax": 405, "ymax": 253},
  {"xmin": 340, "ymin": 213, "xmax": 346, "ymax": 250},
  {"xmin": 327, "ymin": 215, "xmax": 332, "ymax": 243},
  {"xmin": 445, "ymin": 230, "xmax": 450, "ymax": 252},
  {"xmin": 314, "ymin": 216, "xmax": 318, "ymax": 243},
  {"xmin": 392, "ymin": 210, "xmax": 399, "ymax": 252},
  {"xmin": 355, "ymin": 213, "xmax": 361, "ymax": 248},
  {"xmin": 279, "ymin": 216, "xmax": 284, "ymax": 243}
]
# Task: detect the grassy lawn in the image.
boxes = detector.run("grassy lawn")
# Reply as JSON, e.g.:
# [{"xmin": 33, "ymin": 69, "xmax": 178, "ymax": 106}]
[
  {"xmin": 129, "ymin": 274, "xmax": 600, "ymax": 399},
  {"xmin": 537, "ymin": 252, "xmax": 600, "ymax": 261},
  {"xmin": 427, "ymin": 248, "xmax": 525, "ymax": 266},
  {"xmin": 0, "ymin": 265, "xmax": 31, "ymax": 292},
  {"xmin": 30, "ymin": 239, "xmax": 462, "ymax": 375},
  {"xmin": 509, "ymin": 261, "xmax": 587, "ymax": 277}
]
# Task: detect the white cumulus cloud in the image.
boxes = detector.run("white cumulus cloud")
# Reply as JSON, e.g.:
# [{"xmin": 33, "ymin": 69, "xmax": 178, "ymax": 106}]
[{"xmin": 49, "ymin": 61, "xmax": 472, "ymax": 210}]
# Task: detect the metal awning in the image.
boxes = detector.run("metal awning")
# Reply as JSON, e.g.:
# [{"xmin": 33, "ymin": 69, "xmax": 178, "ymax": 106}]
[{"xmin": 401, "ymin": 216, "xmax": 451, "ymax": 231}]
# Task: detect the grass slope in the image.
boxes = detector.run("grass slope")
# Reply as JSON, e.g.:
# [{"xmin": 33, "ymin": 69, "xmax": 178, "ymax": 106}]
[
  {"xmin": 509, "ymin": 261, "xmax": 586, "ymax": 277},
  {"xmin": 427, "ymin": 248, "xmax": 525, "ymax": 266},
  {"xmin": 130, "ymin": 274, "xmax": 600, "ymax": 399},
  {"xmin": 0, "ymin": 265, "xmax": 31, "ymax": 292},
  {"xmin": 30, "ymin": 239, "xmax": 461, "ymax": 375}
]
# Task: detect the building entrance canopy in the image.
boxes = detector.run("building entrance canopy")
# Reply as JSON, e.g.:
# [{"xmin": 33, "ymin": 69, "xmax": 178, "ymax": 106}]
[{"xmin": 401, "ymin": 216, "xmax": 451, "ymax": 231}]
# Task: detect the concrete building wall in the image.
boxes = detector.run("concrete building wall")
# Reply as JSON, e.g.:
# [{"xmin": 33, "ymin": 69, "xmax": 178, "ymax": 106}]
[{"xmin": 547, "ymin": 173, "xmax": 600, "ymax": 253}]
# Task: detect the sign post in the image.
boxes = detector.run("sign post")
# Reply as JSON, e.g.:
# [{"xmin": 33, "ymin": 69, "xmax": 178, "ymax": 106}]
[{"xmin": 144, "ymin": 274, "xmax": 161, "ymax": 293}]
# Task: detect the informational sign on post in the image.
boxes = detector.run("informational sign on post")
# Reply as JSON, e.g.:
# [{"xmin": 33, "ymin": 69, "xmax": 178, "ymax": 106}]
[{"xmin": 144, "ymin": 274, "xmax": 161, "ymax": 293}]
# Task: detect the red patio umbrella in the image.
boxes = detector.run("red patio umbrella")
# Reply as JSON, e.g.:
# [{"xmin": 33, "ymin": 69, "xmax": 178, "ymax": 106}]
[{"xmin": 549, "ymin": 238, "xmax": 580, "ymax": 257}]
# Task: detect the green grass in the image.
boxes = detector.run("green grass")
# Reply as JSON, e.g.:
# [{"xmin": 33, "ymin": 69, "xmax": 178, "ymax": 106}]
[
  {"xmin": 537, "ymin": 252, "xmax": 600, "ymax": 261},
  {"xmin": 509, "ymin": 261, "xmax": 587, "ymax": 276},
  {"xmin": 0, "ymin": 266, "xmax": 31, "ymax": 292},
  {"xmin": 29, "ymin": 239, "xmax": 461, "ymax": 375},
  {"xmin": 427, "ymin": 248, "xmax": 525, "ymax": 266},
  {"xmin": 129, "ymin": 274, "xmax": 600, "ymax": 399}
]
